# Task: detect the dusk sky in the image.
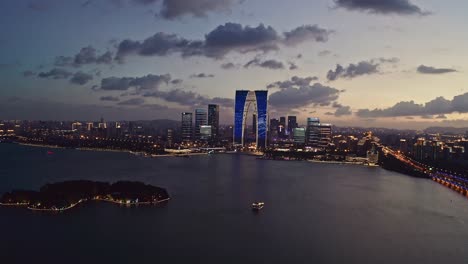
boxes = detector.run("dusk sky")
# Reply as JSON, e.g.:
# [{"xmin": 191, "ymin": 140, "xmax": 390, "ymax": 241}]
[{"xmin": 1, "ymin": 0, "xmax": 467, "ymax": 129}]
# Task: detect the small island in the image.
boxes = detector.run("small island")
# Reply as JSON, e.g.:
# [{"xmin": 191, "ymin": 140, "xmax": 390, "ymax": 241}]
[{"xmin": 0, "ymin": 180, "xmax": 170, "ymax": 212}]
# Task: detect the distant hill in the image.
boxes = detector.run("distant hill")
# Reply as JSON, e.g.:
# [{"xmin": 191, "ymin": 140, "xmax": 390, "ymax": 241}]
[{"xmin": 424, "ymin": 126, "xmax": 468, "ymax": 135}]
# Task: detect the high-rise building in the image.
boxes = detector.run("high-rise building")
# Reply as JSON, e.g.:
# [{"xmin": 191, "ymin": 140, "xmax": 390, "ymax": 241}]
[
  {"xmin": 293, "ymin": 127, "xmax": 306, "ymax": 145},
  {"xmin": 166, "ymin": 129, "xmax": 173, "ymax": 147},
  {"xmin": 278, "ymin": 117, "xmax": 286, "ymax": 138},
  {"xmin": 306, "ymin": 117, "xmax": 320, "ymax": 146},
  {"xmin": 208, "ymin": 104, "xmax": 219, "ymax": 140},
  {"xmin": 252, "ymin": 114, "xmax": 257, "ymax": 135},
  {"xmin": 306, "ymin": 118, "xmax": 332, "ymax": 149},
  {"xmin": 287, "ymin": 116, "xmax": 298, "ymax": 135},
  {"xmin": 181, "ymin": 112, "xmax": 193, "ymax": 142},
  {"xmin": 195, "ymin": 109, "xmax": 208, "ymax": 139},
  {"xmin": 234, "ymin": 90, "xmax": 268, "ymax": 149},
  {"xmin": 269, "ymin": 118, "xmax": 279, "ymax": 141},
  {"xmin": 200, "ymin": 125, "xmax": 212, "ymax": 141}
]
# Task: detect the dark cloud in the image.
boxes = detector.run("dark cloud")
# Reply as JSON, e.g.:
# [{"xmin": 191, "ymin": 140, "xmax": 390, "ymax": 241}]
[
  {"xmin": 100, "ymin": 96, "xmax": 120, "ymax": 102},
  {"xmin": 269, "ymin": 83, "xmax": 341, "ymax": 109},
  {"xmin": 70, "ymin": 71, "xmax": 94, "ymax": 85},
  {"xmin": 221, "ymin": 62, "xmax": 236, "ymax": 69},
  {"xmin": 143, "ymin": 89, "xmax": 233, "ymax": 108},
  {"xmin": 244, "ymin": 58, "xmax": 285, "ymax": 70},
  {"xmin": 267, "ymin": 76, "xmax": 319, "ymax": 89},
  {"xmin": 334, "ymin": 105, "xmax": 352, "ymax": 116},
  {"xmin": 141, "ymin": 103, "xmax": 170, "ymax": 110},
  {"xmin": 417, "ymin": 65, "xmax": 457, "ymax": 74},
  {"xmin": 283, "ymin": 25, "xmax": 332, "ymax": 46},
  {"xmin": 98, "ymin": 74, "xmax": 171, "ymax": 92},
  {"xmin": 171, "ymin": 79, "xmax": 183, "ymax": 84},
  {"xmin": 115, "ymin": 23, "xmax": 333, "ymax": 61},
  {"xmin": 22, "ymin": 70, "xmax": 36, "ymax": 77},
  {"xmin": 190, "ymin": 73, "xmax": 215, "ymax": 78},
  {"xmin": 55, "ymin": 46, "xmax": 113, "ymax": 67},
  {"xmin": 117, "ymin": 98, "xmax": 145, "ymax": 106},
  {"xmin": 327, "ymin": 60, "xmax": 383, "ymax": 81},
  {"xmin": 289, "ymin": 62, "xmax": 298, "ymax": 70},
  {"xmin": 333, "ymin": 0, "xmax": 429, "ymax": 15},
  {"xmin": 356, "ymin": 93, "xmax": 468, "ymax": 118},
  {"xmin": 38, "ymin": 68, "xmax": 73, "ymax": 79}
]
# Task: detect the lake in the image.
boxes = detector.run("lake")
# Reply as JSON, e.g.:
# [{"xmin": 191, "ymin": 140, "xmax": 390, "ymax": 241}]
[{"xmin": 1, "ymin": 144, "xmax": 468, "ymax": 264}]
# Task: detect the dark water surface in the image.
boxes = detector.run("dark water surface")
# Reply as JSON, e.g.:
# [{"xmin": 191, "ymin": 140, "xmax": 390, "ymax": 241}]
[{"xmin": 1, "ymin": 144, "xmax": 468, "ymax": 264}]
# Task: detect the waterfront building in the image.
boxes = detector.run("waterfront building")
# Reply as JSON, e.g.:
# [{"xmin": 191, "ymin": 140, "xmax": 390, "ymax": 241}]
[
  {"xmin": 181, "ymin": 112, "xmax": 193, "ymax": 142},
  {"xmin": 306, "ymin": 118, "xmax": 332, "ymax": 149},
  {"xmin": 200, "ymin": 125, "xmax": 212, "ymax": 141},
  {"xmin": 269, "ymin": 118, "xmax": 279, "ymax": 142},
  {"xmin": 166, "ymin": 129, "xmax": 173, "ymax": 147},
  {"xmin": 208, "ymin": 104, "xmax": 219, "ymax": 140},
  {"xmin": 293, "ymin": 127, "xmax": 306, "ymax": 146},
  {"xmin": 233, "ymin": 90, "xmax": 268, "ymax": 149},
  {"xmin": 195, "ymin": 108, "xmax": 208, "ymax": 140},
  {"xmin": 399, "ymin": 139, "xmax": 408, "ymax": 154},
  {"xmin": 279, "ymin": 117, "xmax": 286, "ymax": 138},
  {"xmin": 366, "ymin": 144, "xmax": 379, "ymax": 165},
  {"xmin": 287, "ymin": 116, "xmax": 298, "ymax": 135}
]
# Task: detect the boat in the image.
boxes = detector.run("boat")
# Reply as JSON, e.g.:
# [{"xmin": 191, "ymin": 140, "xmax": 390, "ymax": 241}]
[{"xmin": 251, "ymin": 202, "xmax": 265, "ymax": 211}]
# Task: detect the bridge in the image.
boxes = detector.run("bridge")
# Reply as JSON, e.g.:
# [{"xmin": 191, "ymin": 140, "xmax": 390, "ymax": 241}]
[{"xmin": 380, "ymin": 144, "xmax": 468, "ymax": 197}]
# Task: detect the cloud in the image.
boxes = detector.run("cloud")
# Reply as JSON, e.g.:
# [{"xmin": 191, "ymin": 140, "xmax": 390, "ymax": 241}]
[
  {"xmin": 417, "ymin": 65, "xmax": 457, "ymax": 74},
  {"xmin": 326, "ymin": 58, "xmax": 397, "ymax": 81},
  {"xmin": 269, "ymin": 83, "xmax": 341, "ymax": 109},
  {"xmin": 56, "ymin": 46, "xmax": 113, "ymax": 67},
  {"xmin": 190, "ymin": 73, "xmax": 215, "ymax": 78},
  {"xmin": 288, "ymin": 62, "xmax": 298, "ymax": 70},
  {"xmin": 98, "ymin": 74, "xmax": 171, "ymax": 92},
  {"xmin": 38, "ymin": 68, "xmax": 73, "ymax": 79},
  {"xmin": 115, "ymin": 23, "xmax": 333, "ymax": 61},
  {"xmin": 267, "ymin": 76, "xmax": 319, "ymax": 89},
  {"xmin": 221, "ymin": 62, "xmax": 236, "ymax": 69},
  {"xmin": 171, "ymin": 78, "xmax": 183, "ymax": 84},
  {"xmin": 143, "ymin": 89, "xmax": 234, "ymax": 108},
  {"xmin": 334, "ymin": 105, "xmax": 352, "ymax": 116},
  {"xmin": 244, "ymin": 58, "xmax": 285, "ymax": 70},
  {"xmin": 356, "ymin": 93, "xmax": 468, "ymax": 118},
  {"xmin": 283, "ymin": 25, "xmax": 332, "ymax": 46},
  {"xmin": 100, "ymin": 96, "xmax": 120, "ymax": 102},
  {"xmin": 22, "ymin": 70, "xmax": 36, "ymax": 77},
  {"xmin": 70, "ymin": 71, "xmax": 94, "ymax": 85},
  {"xmin": 333, "ymin": 0, "xmax": 429, "ymax": 16},
  {"xmin": 318, "ymin": 50, "xmax": 332, "ymax": 56},
  {"xmin": 117, "ymin": 98, "xmax": 145, "ymax": 106},
  {"xmin": 157, "ymin": 0, "xmax": 240, "ymax": 19}
]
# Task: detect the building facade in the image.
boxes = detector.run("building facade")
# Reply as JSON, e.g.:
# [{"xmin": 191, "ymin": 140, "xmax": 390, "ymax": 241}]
[
  {"xmin": 194, "ymin": 108, "xmax": 208, "ymax": 140},
  {"xmin": 234, "ymin": 90, "xmax": 268, "ymax": 149},
  {"xmin": 181, "ymin": 112, "xmax": 193, "ymax": 142},
  {"xmin": 208, "ymin": 104, "xmax": 219, "ymax": 140}
]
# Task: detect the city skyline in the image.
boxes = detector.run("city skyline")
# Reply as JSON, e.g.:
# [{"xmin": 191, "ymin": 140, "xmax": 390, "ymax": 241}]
[{"xmin": 1, "ymin": 0, "xmax": 468, "ymax": 129}]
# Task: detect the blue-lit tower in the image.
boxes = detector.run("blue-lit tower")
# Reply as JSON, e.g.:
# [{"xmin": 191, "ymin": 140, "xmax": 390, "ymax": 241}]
[{"xmin": 234, "ymin": 90, "xmax": 268, "ymax": 149}]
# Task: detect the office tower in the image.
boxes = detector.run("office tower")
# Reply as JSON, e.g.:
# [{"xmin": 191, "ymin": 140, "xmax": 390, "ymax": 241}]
[
  {"xmin": 71, "ymin": 122, "xmax": 82, "ymax": 131},
  {"xmin": 306, "ymin": 117, "xmax": 320, "ymax": 146},
  {"xmin": 287, "ymin": 116, "xmax": 298, "ymax": 135},
  {"xmin": 269, "ymin": 118, "xmax": 279, "ymax": 141},
  {"xmin": 399, "ymin": 139, "xmax": 408, "ymax": 154},
  {"xmin": 278, "ymin": 117, "xmax": 286, "ymax": 138},
  {"xmin": 194, "ymin": 108, "xmax": 208, "ymax": 140},
  {"xmin": 234, "ymin": 90, "xmax": 268, "ymax": 149},
  {"xmin": 86, "ymin": 122, "xmax": 94, "ymax": 131},
  {"xmin": 293, "ymin": 127, "xmax": 306, "ymax": 145},
  {"xmin": 200, "ymin": 125, "xmax": 212, "ymax": 141},
  {"xmin": 181, "ymin": 112, "xmax": 193, "ymax": 142},
  {"xmin": 166, "ymin": 129, "xmax": 173, "ymax": 147},
  {"xmin": 208, "ymin": 104, "xmax": 219, "ymax": 140}
]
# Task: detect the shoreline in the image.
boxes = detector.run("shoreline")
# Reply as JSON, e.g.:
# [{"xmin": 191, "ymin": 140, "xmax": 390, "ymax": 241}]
[{"xmin": 0, "ymin": 197, "xmax": 171, "ymax": 212}]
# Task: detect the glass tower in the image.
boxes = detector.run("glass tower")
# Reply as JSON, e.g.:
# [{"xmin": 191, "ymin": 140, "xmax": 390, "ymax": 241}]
[
  {"xmin": 194, "ymin": 108, "xmax": 208, "ymax": 139},
  {"xmin": 181, "ymin": 112, "xmax": 193, "ymax": 142},
  {"xmin": 208, "ymin": 104, "xmax": 219, "ymax": 140}
]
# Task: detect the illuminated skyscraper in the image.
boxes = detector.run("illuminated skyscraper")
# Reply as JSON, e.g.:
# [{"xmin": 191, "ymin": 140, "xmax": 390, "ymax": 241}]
[
  {"xmin": 181, "ymin": 112, "xmax": 193, "ymax": 142},
  {"xmin": 208, "ymin": 104, "xmax": 219, "ymax": 140},
  {"xmin": 287, "ymin": 116, "xmax": 298, "ymax": 135},
  {"xmin": 195, "ymin": 108, "xmax": 208, "ymax": 139},
  {"xmin": 234, "ymin": 90, "xmax": 268, "ymax": 149}
]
